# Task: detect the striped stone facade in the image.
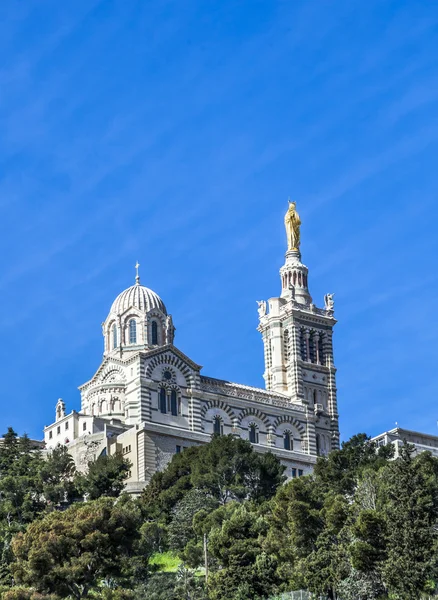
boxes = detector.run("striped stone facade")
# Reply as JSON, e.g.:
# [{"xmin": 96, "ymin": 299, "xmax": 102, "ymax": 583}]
[{"xmin": 43, "ymin": 205, "xmax": 339, "ymax": 493}]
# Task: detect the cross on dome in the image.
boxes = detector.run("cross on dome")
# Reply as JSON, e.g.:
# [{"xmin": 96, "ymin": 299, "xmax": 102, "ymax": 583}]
[{"xmin": 135, "ymin": 261, "xmax": 140, "ymax": 284}]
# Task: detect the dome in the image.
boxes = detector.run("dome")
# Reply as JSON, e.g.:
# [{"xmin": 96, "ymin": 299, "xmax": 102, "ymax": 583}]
[{"xmin": 110, "ymin": 282, "xmax": 167, "ymax": 316}]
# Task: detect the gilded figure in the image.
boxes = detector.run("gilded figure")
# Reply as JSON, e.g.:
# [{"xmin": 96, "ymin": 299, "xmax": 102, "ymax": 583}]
[{"xmin": 284, "ymin": 200, "xmax": 301, "ymax": 251}]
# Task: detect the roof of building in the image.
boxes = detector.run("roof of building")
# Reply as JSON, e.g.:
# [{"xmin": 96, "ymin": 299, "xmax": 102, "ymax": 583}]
[
  {"xmin": 0, "ymin": 437, "xmax": 44, "ymax": 449},
  {"xmin": 372, "ymin": 427, "xmax": 438, "ymax": 444}
]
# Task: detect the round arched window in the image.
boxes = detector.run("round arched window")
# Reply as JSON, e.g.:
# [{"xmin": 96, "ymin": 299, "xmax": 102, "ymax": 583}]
[
  {"xmin": 249, "ymin": 424, "xmax": 259, "ymax": 444},
  {"xmin": 129, "ymin": 319, "xmax": 137, "ymax": 344},
  {"xmin": 152, "ymin": 321, "xmax": 158, "ymax": 345}
]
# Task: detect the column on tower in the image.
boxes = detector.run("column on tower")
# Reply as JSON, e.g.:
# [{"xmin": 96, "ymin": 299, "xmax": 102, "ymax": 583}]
[
  {"xmin": 323, "ymin": 330, "xmax": 340, "ymax": 450},
  {"xmin": 305, "ymin": 407, "xmax": 318, "ymax": 455},
  {"xmin": 286, "ymin": 322, "xmax": 305, "ymax": 402},
  {"xmin": 265, "ymin": 298, "xmax": 288, "ymax": 394}
]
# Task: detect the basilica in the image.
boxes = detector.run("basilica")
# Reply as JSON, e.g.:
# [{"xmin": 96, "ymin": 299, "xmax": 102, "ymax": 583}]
[{"xmin": 44, "ymin": 203, "xmax": 339, "ymax": 493}]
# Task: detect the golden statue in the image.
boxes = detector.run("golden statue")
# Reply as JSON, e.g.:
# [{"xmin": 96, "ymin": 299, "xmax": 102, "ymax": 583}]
[{"xmin": 284, "ymin": 200, "xmax": 301, "ymax": 251}]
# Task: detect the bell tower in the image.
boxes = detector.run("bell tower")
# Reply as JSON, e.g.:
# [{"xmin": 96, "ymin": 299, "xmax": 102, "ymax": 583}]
[{"xmin": 257, "ymin": 201, "xmax": 339, "ymax": 452}]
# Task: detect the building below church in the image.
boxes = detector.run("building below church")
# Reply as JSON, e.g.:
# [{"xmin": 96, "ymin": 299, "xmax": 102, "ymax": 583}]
[
  {"xmin": 44, "ymin": 203, "xmax": 340, "ymax": 494},
  {"xmin": 372, "ymin": 427, "xmax": 438, "ymax": 459}
]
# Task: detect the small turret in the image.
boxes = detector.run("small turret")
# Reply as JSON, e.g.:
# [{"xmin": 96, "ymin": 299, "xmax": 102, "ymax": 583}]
[{"xmin": 55, "ymin": 398, "xmax": 66, "ymax": 421}]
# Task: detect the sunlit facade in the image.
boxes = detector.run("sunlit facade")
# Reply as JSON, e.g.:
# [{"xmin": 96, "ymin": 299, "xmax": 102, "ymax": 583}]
[{"xmin": 44, "ymin": 204, "xmax": 339, "ymax": 493}]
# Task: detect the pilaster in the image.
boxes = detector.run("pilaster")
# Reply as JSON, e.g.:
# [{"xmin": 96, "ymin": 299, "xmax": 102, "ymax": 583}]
[
  {"xmin": 288, "ymin": 323, "xmax": 304, "ymax": 401},
  {"xmin": 306, "ymin": 410, "xmax": 317, "ymax": 455},
  {"xmin": 188, "ymin": 388, "xmax": 203, "ymax": 432}
]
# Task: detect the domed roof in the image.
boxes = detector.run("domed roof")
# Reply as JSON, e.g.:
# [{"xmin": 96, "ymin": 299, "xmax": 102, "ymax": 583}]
[{"xmin": 110, "ymin": 282, "xmax": 167, "ymax": 316}]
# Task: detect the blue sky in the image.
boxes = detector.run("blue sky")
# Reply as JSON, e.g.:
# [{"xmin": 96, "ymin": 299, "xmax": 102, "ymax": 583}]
[{"xmin": 1, "ymin": 0, "xmax": 437, "ymax": 441}]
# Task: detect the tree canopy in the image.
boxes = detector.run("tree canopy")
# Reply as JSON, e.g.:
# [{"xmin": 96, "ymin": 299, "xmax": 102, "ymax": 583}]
[
  {"xmin": 1, "ymin": 429, "xmax": 438, "ymax": 600},
  {"xmin": 139, "ymin": 435, "xmax": 286, "ymax": 524},
  {"xmin": 12, "ymin": 497, "xmax": 142, "ymax": 599}
]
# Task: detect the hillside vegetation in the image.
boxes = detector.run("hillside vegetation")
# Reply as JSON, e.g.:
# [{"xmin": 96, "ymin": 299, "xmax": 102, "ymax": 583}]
[{"xmin": 0, "ymin": 430, "xmax": 437, "ymax": 599}]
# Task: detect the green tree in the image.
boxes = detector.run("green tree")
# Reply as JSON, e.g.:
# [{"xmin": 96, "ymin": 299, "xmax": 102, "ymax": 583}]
[
  {"xmin": 174, "ymin": 564, "xmax": 207, "ymax": 600},
  {"xmin": 313, "ymin": 433, "xmax": 393, "ymax": 496},
  {"xmin": 190, "ymin": 436, "xmax": 285, "ymax": 505},
  {"xmin": 205, "ymin": 502, "xmax": 279, "ymax": 600},
  {"xmin": 139, "ymin": 436, "xmax": 285, "ymax": 524},
  {"xmin": 0, "ymin": 430, "xmax": 45, "ymax": 525},
  {"xmin": 75, "ymin": 452, "xmax": 131, "ymax": 500},
  {"xmin": 0, "ymin": 430, "xmax": 46, "ymax": 587},
  {"xmin": 11, "ymin": 497, "xmax": 142, "ymax": 599},
  {"xmin": 38, "ymin": 445, "xmax": 77, "ymax": 506},
  {"xmin": 139, "ymin": 446, "xmax": 203, "ymax": 523},
  {"xmin": 266, "ymin": 435, "xmax": 438, "ymax": 600},
  {"xmin": 1, "ymin": 588, "xmax": 60, "ymax": 599},
  {"xmin": 168, "ymin": 489, "xmax": 218, "ymax": 553},
  {"xmin": 266, "ymin": 434, "xmax": 393, "ymax": 598},
  {"xmin": 136, "ymin": 572, "xmax": 179, "ymax": 600},
  {"xmin": 381, "ymin": 447, "xmax": 438, "ymax": 599}
]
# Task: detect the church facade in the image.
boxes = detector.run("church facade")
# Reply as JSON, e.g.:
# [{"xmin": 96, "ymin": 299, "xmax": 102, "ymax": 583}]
[{"xmin": 44, "ymin": 203, "xmax": 339, "ymax": 493}]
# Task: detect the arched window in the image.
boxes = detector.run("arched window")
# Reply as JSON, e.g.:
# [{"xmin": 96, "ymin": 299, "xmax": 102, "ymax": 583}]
[
  {"xmin": 112, "ymin": 324, "xmax": 117, "ymax": 349},
  {"xmin": 213, "ymin": 416, "xmax": 223, "ymax": 435},
  {"xmin": 316, "ymin": 434, "xmax": 320, "ymax": 456},
  {"xmin": 129, "ymin": 319, "xmax": 137, "ymax": 344},
  {"xmin": 170, "ymin": 390, "xmax": 178, "ymax": 416},
  {"xmin": 151, "ymin": 321, "xmax": 158, "ymax": 345},
  {"xmin": 159, "ymin": 388, "xmax": 167, "ymax": 414},
  {"xmin": 284, "ymin": 431, "xmax": 292, "ymax": 451},
  {"xmin": 300, "ymin": 328, "xmax": 307, "ymax": 360},
  {"xmin": 318, "ymin": 335, "xmax": 324, "ymax": 365},
  {"xmin": 309, "ymin": 332, "xmax": 316, "ymax": 363},
  {"xmin": 249, "ymin": 424, "xmax": 259, "ymax": 444}
]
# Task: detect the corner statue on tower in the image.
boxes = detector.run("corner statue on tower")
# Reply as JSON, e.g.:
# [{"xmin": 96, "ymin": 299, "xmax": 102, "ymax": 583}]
[{"xmin": 284, "ymin": 200, "xmax": 301, "ymax": 251}]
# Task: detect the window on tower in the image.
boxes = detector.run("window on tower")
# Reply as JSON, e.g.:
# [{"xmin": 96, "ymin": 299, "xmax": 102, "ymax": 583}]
[
  {"xmin": 318, "ymin": 334, "xmax": 324, "ymax": 365},
  {"xmin": 249, "ymin": 424, "xmax": 259, "ymax": 444},
  {"xmin": 129, "ymin": 319, "xmax": 137, "ymax": 344},
  {"xmin": 151, "ymin": 321, "xmax": 158, "ymax": 345},
  {"xmin": 159, "ymin": 388, "xmax": 167, "ymax": 414},
  {"xmin": 300, "ymin": 328, "xmax": 307, "ymax": 361},
  {"xmin": 112, "ymin": 324, "xmax": 117, "ymax": 348},
  {"xmin": 283, "ymin": 431, "xmax": 292, "ymax": 450},
  {"xmin": 170, "ymin": 390, "xmax": 178, "ymax": 416},
  {"xmin": 213, "ymin": 416, "xmax": 223, "ymax": 435},
  {"xmin": 309, "ymin": 332, "xmax": 316, "ymax": 363}
]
